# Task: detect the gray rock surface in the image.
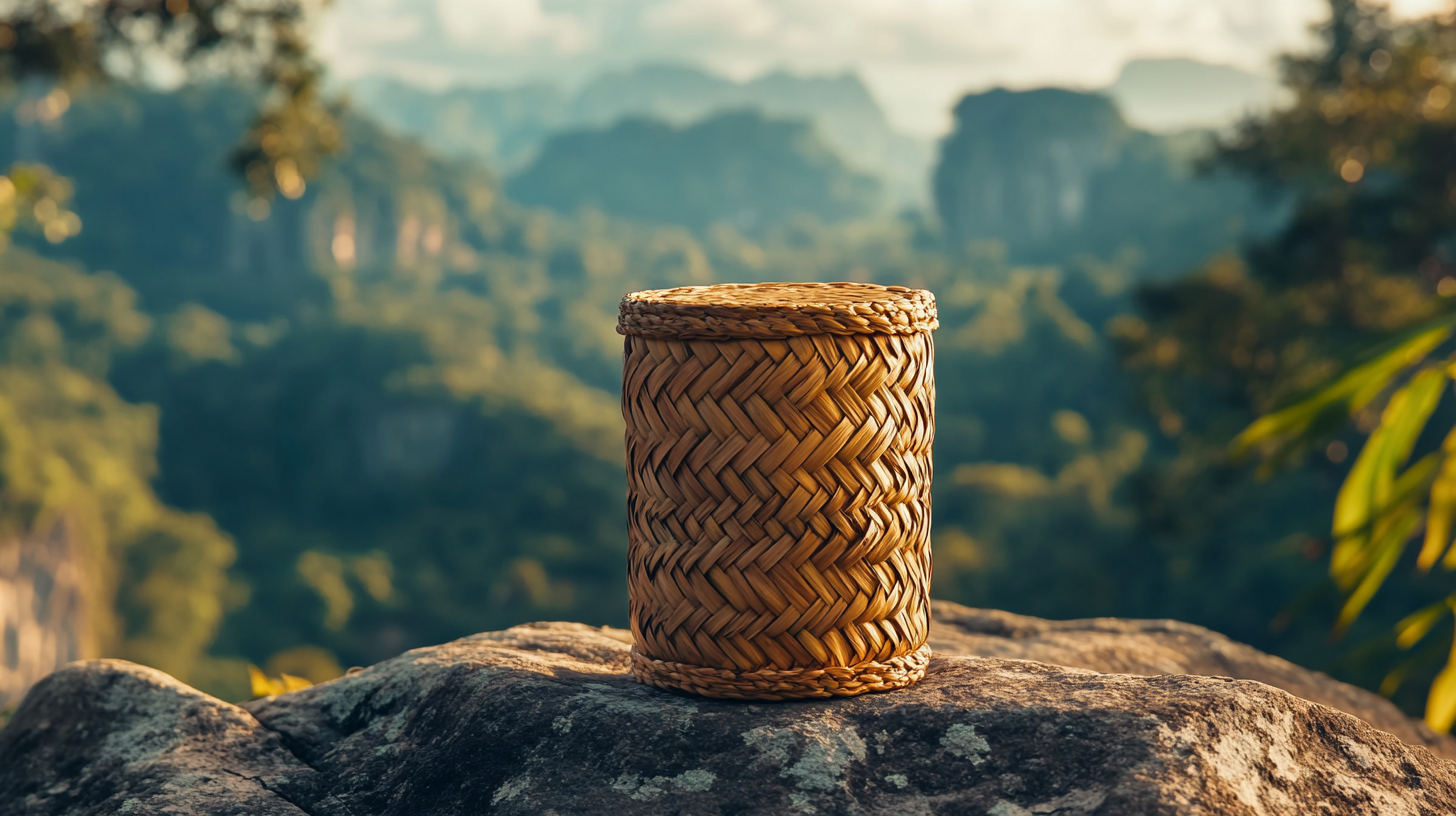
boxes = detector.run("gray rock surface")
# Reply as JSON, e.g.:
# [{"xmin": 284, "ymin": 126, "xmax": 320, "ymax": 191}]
[
  {"xmin": 4, "ymin": 616, "xmax": 1456, "ymax": 815},
  {"xmin": 0, "ymin": 660, "xmax": 318, "ymax": 815},
  {"xmin": 929, "ymin": 600, "xmax": 1456, "ymax": 759}
]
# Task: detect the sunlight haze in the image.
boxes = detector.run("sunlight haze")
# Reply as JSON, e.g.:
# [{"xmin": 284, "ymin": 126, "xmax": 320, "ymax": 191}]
[{"xmin": 317, "ymin": 0, "xmax": 1450, "ymax": 135}]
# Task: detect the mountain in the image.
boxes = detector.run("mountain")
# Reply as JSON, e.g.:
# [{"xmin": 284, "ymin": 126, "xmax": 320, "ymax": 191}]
[
  {"xmin": 507, "ymin": 110, "xmax": 883, "ymax": 232},
  {"xmin": 933, "ymin": 86, "xmax": 1279, "ymax": 276},
  {"xmin": 1104, "ymin": 58, "xmax": 1285, "ymax": 133},
  {"xmin": 569, "ymin": 65, "xmax": 930, "ymax": 205},
  {"xmin": 346, "ymin": 65, "xmax": 934, "ymax": 210},
  {"xmin": 346, "ymin": 77, "xmax": 568, "ymax": 173}
]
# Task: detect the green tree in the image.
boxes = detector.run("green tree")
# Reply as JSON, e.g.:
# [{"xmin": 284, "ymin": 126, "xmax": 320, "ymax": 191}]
[
  {"xmin": 1126, "ymin": 0, "xmax": 1456, "ymax": 726},
  {"xmin": 0, "ymin": 249, "xmax": 243, "ymax": 697},
  {"xmin": 0, "ymin": 0, "xmax": 341, "ymax": 198}
]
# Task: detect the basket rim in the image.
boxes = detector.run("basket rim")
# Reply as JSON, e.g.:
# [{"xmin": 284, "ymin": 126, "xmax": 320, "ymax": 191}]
[{"xmin": 618, "ymin": 281, "xmax": 938, "ymax": 340}]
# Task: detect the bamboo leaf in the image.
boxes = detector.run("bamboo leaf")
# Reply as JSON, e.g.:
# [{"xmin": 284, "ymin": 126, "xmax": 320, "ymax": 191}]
[
  {"xmin": 248, "ymin": 665, "xmax": 313, "ymax": 698},
  {"xmin": 1333, "ymin": 423, "xmax": 1391, "ymax": 546},
  {"xmin": 1381, "ymin": 666, "xmax": 1408, "ymax": 697},
  {"xmin": 1331, "ymin": 450, "xmax": 1435, "ymax": 587},
  {"xmin": 1371, "ymin": 368, "xmax": 1448, "ymax": 508},
  {"xmin": 1330, "ymin": 534, "xmax": 1371, "ymax": 588},
  {"xmin": 1350, "ymin": 327, "xmax": 1453, "ymax": 411},
  {"xmin": 1396, "ymin": 601, "xmax": 1450, "ymax": 649},
  {"xmin": 1333, "ymin": 369, "xmax": 1446, "ymax": 543},
  {"xmin": 1427, "ymin": 608, "xmax": 1456, "ymax": 734},
  {"xmin": 1255, "ymin": 405, "xmax": 1356, "ymax": 478},
  {"xmin": 1427, "ymin": 665, "xmax": 1456, "ymax": 734},
  {"xmin": 1336, "ymin": 506, "xmax": 1421, "ymax": 630},
  {"xmin": 249, "ymin": 665, "xmax": 282, "ymax": 698},
  {"xmin": 1392, "ymin": 453, "xmax": 1443, "ymax": 507},
  {"xmin": 1231, "ymin": 324, "xmax": 1453, "ymax": 460},
  {"xmin": 1421, "ymin": 428, "xmax": 1456, "ymax": 570}
]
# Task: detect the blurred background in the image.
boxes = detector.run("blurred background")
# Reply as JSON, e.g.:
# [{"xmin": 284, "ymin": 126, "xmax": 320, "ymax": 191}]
[{"xmin": 6, "ymin": 0, "xmax": 1456, "ymax": 729}]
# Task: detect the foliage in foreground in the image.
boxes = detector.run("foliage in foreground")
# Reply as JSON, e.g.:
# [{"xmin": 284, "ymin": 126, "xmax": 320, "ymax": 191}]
[{"xmin": 1131, "ymin": 0, "xmax": 1456, "ymax": 728}]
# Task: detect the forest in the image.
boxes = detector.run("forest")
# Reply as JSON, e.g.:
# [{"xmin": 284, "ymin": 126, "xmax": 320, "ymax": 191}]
[{"xmin": 3, "ymin": 0, "xmax": 1456, "ymax": 730}]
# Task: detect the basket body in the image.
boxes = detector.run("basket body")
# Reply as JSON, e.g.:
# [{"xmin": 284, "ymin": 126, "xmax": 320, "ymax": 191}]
[{"xmin": 619, "ymin": 282, "xmax": 936, "ymax": 700}]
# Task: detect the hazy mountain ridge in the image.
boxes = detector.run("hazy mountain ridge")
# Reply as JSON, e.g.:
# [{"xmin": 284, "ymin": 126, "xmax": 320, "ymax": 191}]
[
  {"xmin": 347, "ymin": 64, "xmax": 934, "ymax": 210},
  {"xmin": 345, "ymin": 57, "xmax": 1279, "ymax": 219},
  {"xmin": 934, "ymin": 86, "xmax": 1282, "ymax": 276},
  {"xmin": 1105, "ymin": 57, "xmax": 1285, "ymax": 133},
  {"xmin": 508, "ymin": 110, "xmax": 884, "ymax": 232}
]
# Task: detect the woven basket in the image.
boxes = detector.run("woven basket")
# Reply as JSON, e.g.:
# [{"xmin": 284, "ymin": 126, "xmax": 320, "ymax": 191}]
[{"xmin": 619, "ymin": 282, "xmax": 937, "ymax": 700}]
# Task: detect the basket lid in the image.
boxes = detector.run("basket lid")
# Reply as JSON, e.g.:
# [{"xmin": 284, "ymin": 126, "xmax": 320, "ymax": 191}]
[{"xmin": 618, "ymin": 282, "xmax": 937, "ymax": 340}]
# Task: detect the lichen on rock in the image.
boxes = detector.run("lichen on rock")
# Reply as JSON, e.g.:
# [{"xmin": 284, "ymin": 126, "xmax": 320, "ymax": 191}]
[{"xmin": 1, "ymin": 611, "xmax": 1455, "ymax": 814}]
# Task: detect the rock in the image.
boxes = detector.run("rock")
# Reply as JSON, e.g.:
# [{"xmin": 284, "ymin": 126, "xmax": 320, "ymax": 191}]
[
  {"xmin": 4, "ymin": 620, "xmax": 1456, "ymax": 815},
  {"xmin": 0, "ymin": 660, "xmax": 318, "ymax": 815},
  {"xmin": 929, "ymin": 600, "xmax": 1456, "ymax": 760}
]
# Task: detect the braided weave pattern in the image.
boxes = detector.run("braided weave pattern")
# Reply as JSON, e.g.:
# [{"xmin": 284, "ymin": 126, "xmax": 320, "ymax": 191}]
[
  {"xmin": 618, "ymin": 281, "xmax": 938, "ymax": 340},
  {"xmin": 630, "ymin": 643, "xmax": 933, "ymax": 701},
  {"xmin": 622, "ymin": 282, "xmax": 935, "ymax": 700}
]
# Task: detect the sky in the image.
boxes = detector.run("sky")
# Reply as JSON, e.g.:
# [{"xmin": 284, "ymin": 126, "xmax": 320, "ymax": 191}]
[{"xmin": 314, "ymin": 0, "xmax": 1454, "ymax": 136}]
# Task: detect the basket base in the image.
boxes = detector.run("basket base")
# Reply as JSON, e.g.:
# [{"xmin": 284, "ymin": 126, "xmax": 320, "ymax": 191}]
[{"xmin": 629, "ymin": 644, "xmax": 933, "ymax": 701}]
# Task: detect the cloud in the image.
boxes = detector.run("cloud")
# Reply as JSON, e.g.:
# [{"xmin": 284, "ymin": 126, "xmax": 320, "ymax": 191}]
[
  {"xmin": 434, "ymin": 0, "xmax": 593, "ymax": 53},
  {"xmin": 314, "ymin": 0, "xmax": 1447, "ymax": 135},
  {"xmin": 645, "ymin": 0, "xmax": 779, "ymax": 39}
]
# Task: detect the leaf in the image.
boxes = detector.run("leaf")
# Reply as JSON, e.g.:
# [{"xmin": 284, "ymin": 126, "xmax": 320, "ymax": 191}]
[
  {"xmin": 1254, "ymin": 404, "xmax": 1354, "ymax": 479},
  {"xmin": 1421, "ymin": 427, "xmax": 1456, "ymax": 570},
  {"xmin": 1392, "ymin": 453, "xmax": 1443, "ymax": 502},
  {"xmin": 248, "ymin": 665, "xmax": 313, "ymax": 698},
  {"xmin": 249, "ymin": 665, "xmax": 281, "ymax": 698},
  {"xmin": 1372, "ymin": 368, "xmax": 1448, "ymax": 503},
  {"xmin": 1332, "ymin": 369, "xmax": 1447, "ymax": 543},
  {"xmin": 1349, "ymin": 327, "xmax": 1454, "ymax": 411},
  {"xmin": 1427, "ymin": 609, "xmax": 1456, "ymax": 734},
  {"xmin": 1332, "ymin": 453, "xmax": 1435, "ymax": 599},
  {"xmin": 1231, "ymin": 323, "xmax": 1453, "ymax": 460},
  {"xmin": 1396, "ymin": 601, "xmax": 1449, "ymax": 649},
  {"xmin": 1380, "ymin": 667, "xmax": 1403, "ymax": 699},
  {"xmin": 1381, "ymin": 666, "xmax": 1407, "ymax": 697},
  {"xmin": 1336, "ymin": 504, "xmax": 1421, "ymax": 630},
  {"xmin": 1330, "ymin": 427, "xmax": 1395, "ymax": 582}
]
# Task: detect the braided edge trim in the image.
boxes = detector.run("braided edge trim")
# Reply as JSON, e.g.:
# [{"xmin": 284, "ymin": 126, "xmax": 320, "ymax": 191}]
[
  {"xmin": 618, "ymin": 285, "xmax": 938, "ymax": 339},
  {"xmin": 629, "ymin": 643, "xmax": 933, "ymax": 700}
]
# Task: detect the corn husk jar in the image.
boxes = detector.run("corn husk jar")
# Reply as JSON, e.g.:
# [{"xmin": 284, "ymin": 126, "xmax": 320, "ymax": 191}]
[{"xmin": 619, "ymin": 282, "xmax": 937, "ymax": 700}]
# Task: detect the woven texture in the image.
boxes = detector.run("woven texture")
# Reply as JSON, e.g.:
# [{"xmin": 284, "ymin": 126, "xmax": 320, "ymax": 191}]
[
  {"xmin": 618, "ymin": 281, "xmax": 938, "ymax": 340},
  {"xmin": 622, "ymin": 282, "xmax": 936, "ymax": 700}
]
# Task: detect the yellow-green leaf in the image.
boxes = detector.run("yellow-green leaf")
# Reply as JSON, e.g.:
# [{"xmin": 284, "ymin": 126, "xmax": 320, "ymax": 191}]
[
  {"xmin": 1336, "ymin": 506, "xmax": 1421, "ymax": 629},
  {"xmin": 1372, "ymin": 368, "xmax": 1448, "ymax": 505},
  {"xmin": 1421, "ymin": 431, "xmax": 1456, "ymax": 570},
  {"xmin": 1333, "ymin": 368, "xmax": 1446, "ymax": 542},
  {"xmin": 1333, "ymin": 425, "xmax": 1390, "ymax": 546},
  {"xmin": 1350, "ymin": 327, "xmax": 1453, "ymax": 411},
  {"xmin": 1381, "ymin": 666, "xmax": 1408, "ymax": 697},
  {"xmin": 248, "ymin": 665, "xmax": 314, "ymax": 698},
  {"xmin": 1428, "ymin": 665, "xmax": 1456, "ymax": 734},
  {"xmin": 1231, "ymin": 324, "xmax": 1452, "ymax": 459},
  {"xmin": 1331, "ymin": 456, "xmax": 1434, "ymax": 587},
  {"xmin": 1427, "ymin": 617, "xmax": 1456, "ymax": 734},
  {"xmin": 1396, "ymin": 601, "xmax": 1449, "ymax": 649},
  {"xmin": 249, "ymin": 665, "xmax": 280, "ymax": 698}
]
